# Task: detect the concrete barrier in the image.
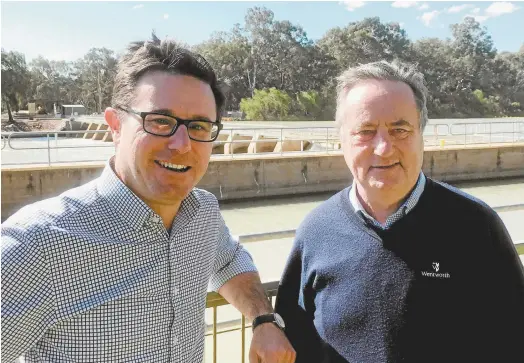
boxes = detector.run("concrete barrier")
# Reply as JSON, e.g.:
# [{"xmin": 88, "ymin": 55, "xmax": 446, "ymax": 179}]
[
  {"xmin": 274, "ymin": 138, "xmax": 312, "ymax": 152},
  {"xmin": 248, "ymin": 135, "xmax": 278, "ymax": 153},
  {"xmin": 2, "ymin": 144, "xmax": 524, "ymax": 221},
  {"xmin": 224, "ymin": 134, "xmax": 252, "ymax": 154},
  {"xmin": 83, "ymin": 123, "xmax": 99, "ymax": 139},
  {"xmin": 92, "ymin": 124, "xmax": 109, "ymax": 141},
  {"xmin": 102, "ymin": 130, "xmax": 113, "ymax": 142},
  {"xmin": 212, "ymin": 134, "xmax": 229, "ymax": 154}
]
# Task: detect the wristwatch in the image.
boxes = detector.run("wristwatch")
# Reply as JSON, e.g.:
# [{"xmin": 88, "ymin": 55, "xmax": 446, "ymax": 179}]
[{"xmin": 252, "ymin": 313, "xmax": 286, "ymax": 332}]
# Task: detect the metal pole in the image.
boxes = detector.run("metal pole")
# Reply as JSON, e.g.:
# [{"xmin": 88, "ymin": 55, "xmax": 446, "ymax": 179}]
[
  {"xmin": 280, "ymin": 128, "xmax": 283, "ymax": 156},
  {"xmin": 241, "ymin": 315, "xmax": 246, "ymax": 363},
  {"xmin": 47, "ymin": 133, "xmax": 51, "ymax": 166},
  {"xmin": 230, "ymin": 129, "xmax": 234, "ymax": 160},
  {"xmin": 213, "ymin": 306, "xmax": 217, "ymax": 363},
  {"xmin": 326, "ymin": 127, "xmax": 329, "ymax": 155}
]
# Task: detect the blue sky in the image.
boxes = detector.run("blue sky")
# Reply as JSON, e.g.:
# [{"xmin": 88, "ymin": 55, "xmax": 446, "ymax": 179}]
[{"xmin": 1, "ymin": 1, "xmax": 523, "ymax": 62}]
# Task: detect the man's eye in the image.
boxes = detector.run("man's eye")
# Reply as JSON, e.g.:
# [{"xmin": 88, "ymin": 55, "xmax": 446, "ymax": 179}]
[
  {"xmin": 392, "ymin": 128, "xmax": 410, "ymax": 137},
  {"xmin": 153, "ymin": 118, "xmax": 172, "ymax": 126}
]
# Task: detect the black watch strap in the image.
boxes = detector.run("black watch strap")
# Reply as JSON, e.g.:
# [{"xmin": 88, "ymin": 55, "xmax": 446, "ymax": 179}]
[{"xmin": 252, "ymin": 313, "xmax": 285, "ymax": 331}]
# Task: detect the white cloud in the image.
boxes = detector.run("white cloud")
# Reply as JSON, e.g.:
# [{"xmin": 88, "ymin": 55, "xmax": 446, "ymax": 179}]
[
  {"xmin": 470, "ymin": 14, "xmax": 490, "ymax": 22},
  {"xmin": 447, "ymin": 4, "xmax": 473, "ymax": 13},
  {"xmin": 163, "ymin": 13, "xmax": 169, "ymax": 19},
  {"xmin": 341, "ymin": 1, "xmax": 366, "ymax": 11},
  {"xmin": 419, "ymin": 10, "xmax": 440, "ymax": 26},
  {"xmin": 132, "ymin": 4, "xmax": 143, "ymax": 10},
  {"xmin": 418, "ymin": 3, "xmax": 429, "ymax": 10},
  {"xmin": 485, "ymin": 2, "xmax": 519, "ymax": 17},
  {"xmin": 392, "ymin": 1, "xmax": 418, "ymax": 8},
  {"xmin": 463, "ymin": 2, "xmax": 519, "ymax": 23},
  {"xmin": 399, "ymin": 22, "xmax": 405, "ymax": 28}
]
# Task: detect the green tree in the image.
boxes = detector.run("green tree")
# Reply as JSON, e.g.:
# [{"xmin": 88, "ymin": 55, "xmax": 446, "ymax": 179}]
[
  {"xmin": 1, "ymin": 49, "xmax": 30, "ymax": 123},
  {"xmin": 240, "ymin": 88, "xmax": 292, "ymax": 120}
]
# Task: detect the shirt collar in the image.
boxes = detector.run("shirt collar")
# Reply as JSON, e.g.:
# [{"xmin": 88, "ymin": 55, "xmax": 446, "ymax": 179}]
[
  {"xmin": 96, "ymin": 157, "xmax": 201, "ymax": 232},
  {"xmin": 349, "ymin": 172, "xmax": 426, "ymax": 229}
]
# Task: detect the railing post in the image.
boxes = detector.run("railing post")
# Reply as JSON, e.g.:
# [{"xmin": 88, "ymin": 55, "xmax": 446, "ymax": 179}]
[
  {"xmin": 241, "ymin": 315, "xmax": 246, "ymax": 363},
  {"xmin": 230, "ymin": 128, "xmax": 234, "ymax": 160},
  {"xmin": 213, "ymin": 306, "xmax": 217, "ymax": 363},
  {"xmin": 47, "ymin": 133, "xmax": 51, "ymax": 166},
  {"xmin": 326, "ymin": 127, "xmax": 329, "ymax": 155},
  {"xmin": 280, "ymin": 128, "xmax": 283, "ymax": 156}
]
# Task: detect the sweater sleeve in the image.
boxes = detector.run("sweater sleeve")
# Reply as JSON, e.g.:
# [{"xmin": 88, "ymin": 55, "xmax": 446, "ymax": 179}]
[
  {"xmin": 274, "ymin": 237, "xmax": 324, "ymax": 363},
  {"xmin": 483, "ymin": 209, "xmax": 524, "ymax": 361}
]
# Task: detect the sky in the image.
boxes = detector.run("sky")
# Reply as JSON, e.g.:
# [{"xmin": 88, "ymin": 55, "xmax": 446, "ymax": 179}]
[{"xmin": 1, "ymin": 0, "xmax": 523, "ymax": 62}]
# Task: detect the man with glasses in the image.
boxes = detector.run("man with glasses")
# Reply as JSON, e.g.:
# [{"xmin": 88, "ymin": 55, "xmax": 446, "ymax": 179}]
[{"xmin": 1, "ymin": 34, "xmax": 295, "ymax": 363}]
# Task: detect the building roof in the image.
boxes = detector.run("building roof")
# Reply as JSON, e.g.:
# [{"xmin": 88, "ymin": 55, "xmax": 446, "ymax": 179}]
[{"xmin": 62, "ymin": 104, "xmax": 85, "ymax": 108}]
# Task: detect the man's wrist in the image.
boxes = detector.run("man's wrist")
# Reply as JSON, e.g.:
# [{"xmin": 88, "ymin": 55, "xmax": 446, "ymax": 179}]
[{"xmin": 252, "ymin": 313, "xmax": 286, "ymax": 332}]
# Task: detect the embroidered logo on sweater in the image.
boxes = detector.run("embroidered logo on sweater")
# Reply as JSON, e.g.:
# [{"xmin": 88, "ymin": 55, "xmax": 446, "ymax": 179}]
[{"xmin": 422, "ymin": 262, "xmax": 450, "ymax": 278}]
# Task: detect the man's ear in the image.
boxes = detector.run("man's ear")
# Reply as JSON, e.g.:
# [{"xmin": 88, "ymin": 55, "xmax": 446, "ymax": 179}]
[{"xmin": 105, "ymin": 107, "xmax": 122, "ymax": 145}]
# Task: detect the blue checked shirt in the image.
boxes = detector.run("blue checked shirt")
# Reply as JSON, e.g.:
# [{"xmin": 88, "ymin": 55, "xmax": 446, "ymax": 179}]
[
  {"xmin": 1, "ymin": 160, "xmax": 257, "ymax": 363},
  {"xmin": 349, "ymin": 172, "xmax": 426, "ymax": 229}
]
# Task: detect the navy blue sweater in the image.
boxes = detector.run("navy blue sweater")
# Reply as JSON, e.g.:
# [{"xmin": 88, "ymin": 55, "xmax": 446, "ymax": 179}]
[{"xmin": 275, "ymin": 178, "xmax": 524, "ymax": 363}]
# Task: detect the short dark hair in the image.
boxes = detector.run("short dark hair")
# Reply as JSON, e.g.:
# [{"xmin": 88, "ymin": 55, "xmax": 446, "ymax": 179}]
[{"xmin": 112, "ymin": 33, "xmax": 225, "ymax": 121}]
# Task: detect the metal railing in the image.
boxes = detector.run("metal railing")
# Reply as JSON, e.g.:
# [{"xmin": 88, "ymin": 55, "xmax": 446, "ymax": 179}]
[
  {"xmin": 204, "ymin": 202, "xmax": 524, "ymax": 363},
  {"xmin": 448, "ymin": 121, "xmax": 524, "ymax": 146},
  {"xmin": 1, "ymin": 121, "xmax": 523, "ymax": 166}
]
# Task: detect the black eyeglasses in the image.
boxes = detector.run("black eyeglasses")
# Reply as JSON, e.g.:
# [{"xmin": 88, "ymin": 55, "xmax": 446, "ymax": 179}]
[{"xmin": 115, "ymin": 106, "xmax": 223, "ymax": 142}]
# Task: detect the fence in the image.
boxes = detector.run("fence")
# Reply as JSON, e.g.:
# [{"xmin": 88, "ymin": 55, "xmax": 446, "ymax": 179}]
[{"xmin": 1, "ymin": 121, "xmax": 523, "ymax": 166}]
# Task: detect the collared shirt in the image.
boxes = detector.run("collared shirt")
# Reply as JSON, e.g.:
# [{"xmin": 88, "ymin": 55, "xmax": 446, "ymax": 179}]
[
  {"xmin": 349, "ymin": 172, "xmax": 426, "ymax": 229},
  {"xmin": 1, "ymin": 160, "xmax": 257, "ymax": 363}
]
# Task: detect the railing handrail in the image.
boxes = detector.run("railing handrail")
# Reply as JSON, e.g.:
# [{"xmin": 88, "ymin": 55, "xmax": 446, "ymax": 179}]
[
  {"xmin": 2, "ymin": 122, "xmax": 523, "ymax": 166},
  {"xmin": 2, "ymin": 120, "xmax": 523, "ymax": 136}
]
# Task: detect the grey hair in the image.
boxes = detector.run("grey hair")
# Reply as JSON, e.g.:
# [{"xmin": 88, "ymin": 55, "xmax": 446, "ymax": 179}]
[{"xmin": 335, "ymin": 60, "xmax": 429, "ymax": 130}]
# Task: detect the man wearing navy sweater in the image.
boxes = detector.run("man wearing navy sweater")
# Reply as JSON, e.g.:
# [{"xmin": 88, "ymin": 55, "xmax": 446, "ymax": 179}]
[{"xmin": 275, "ymin": 61, "xmax": 524, "ymax": 363}]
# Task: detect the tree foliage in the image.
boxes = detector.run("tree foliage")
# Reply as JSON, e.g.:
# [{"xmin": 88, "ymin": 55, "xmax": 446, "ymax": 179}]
[{"xmin": 1, "ymin": 10, "xmax": 523, "ymax": 121}]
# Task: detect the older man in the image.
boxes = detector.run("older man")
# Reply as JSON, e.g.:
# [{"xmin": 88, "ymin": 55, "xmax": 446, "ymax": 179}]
[
  {"xmin": 2, "ymin": 34, "xmax": 295, "ymax": 363},
  {"xmin": 275, "ymin": 61, "xmax": 524, "ymax": 363}
]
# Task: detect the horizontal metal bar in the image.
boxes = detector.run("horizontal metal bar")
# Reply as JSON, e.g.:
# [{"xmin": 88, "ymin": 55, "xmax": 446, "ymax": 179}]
[
  {"xmin": 238, "ymin": 229, "xmax": 296, "ymax": 244},
  {"xmin": 515, "ymin": 241, "xmax": 524, "ymax": 255},
  {"xmin": 206, "ymin": 281, "xmax": 279, "ymax": 309},
  {"xmin": 492, "ymin": 204, "xmax": 524, "ymax": 212}
]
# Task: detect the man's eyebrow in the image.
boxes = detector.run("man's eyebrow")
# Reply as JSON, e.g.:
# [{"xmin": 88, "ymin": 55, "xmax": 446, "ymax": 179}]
[
  {"xmin": 389, "ymin": 119, "xmax": 414, "ymax": 127},
  {"xmin": 357, "ymin": 121, "xmax": 378, "ymax": 128},
  {"xmin": 151, "ymin": 109, "xmax": 213, "ymax": 122}
]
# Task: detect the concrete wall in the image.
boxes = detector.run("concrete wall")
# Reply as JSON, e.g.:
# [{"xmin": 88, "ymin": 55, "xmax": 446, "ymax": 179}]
[{"xmin": 2, "ymin": 144, "xmax": 523, "ymax": 221}]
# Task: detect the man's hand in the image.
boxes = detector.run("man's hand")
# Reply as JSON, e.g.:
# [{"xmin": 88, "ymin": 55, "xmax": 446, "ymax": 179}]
[{"xmin": 249, "ymin": 323, "xmax": 296, "ymax": 363}]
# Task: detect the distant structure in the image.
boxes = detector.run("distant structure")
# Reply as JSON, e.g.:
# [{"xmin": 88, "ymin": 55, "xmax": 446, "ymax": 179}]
[{"xmin": 60, "ymin": 104, "xmax": 86, "ymax": 117}]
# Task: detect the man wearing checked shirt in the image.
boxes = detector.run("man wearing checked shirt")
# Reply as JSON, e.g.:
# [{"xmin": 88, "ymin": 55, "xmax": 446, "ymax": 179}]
[{"xmin": 1, "ymin": 34, "xmax": 295, "ymax": 363}]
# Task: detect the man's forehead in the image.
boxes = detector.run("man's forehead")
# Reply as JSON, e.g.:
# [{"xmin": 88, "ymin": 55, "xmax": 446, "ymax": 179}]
[
  {"xmin": 342, "ymin": 79, "xmax": 418, "ymax": 125},
  {"xmin": 132, "ymin": 71, "xmax": 216, "ymax": 118},
  {"xmin": 345, "ymin": 79, "xmax": 416, "ymax": 105}
]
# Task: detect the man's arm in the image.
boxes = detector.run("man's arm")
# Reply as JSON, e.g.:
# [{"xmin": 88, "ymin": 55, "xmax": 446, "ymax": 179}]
[
  {"xmin": 483, "ymin": 210, "xmax": 524, "ymax": 361},
  {"xmin": 274, "ymin": 237, "xmax": 324, "ymax": 363},
  {"xmin": 209, "ymin": 215, "xmax": 295, "ymax": 363},
  {"xmin": 1, "ymin": 226, "xmax": 56, "ymax": 363}
]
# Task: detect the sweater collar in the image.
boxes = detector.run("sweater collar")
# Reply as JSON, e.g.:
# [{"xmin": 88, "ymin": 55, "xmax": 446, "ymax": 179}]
[{"xmin": 349, "ymin": 172, "xmax": 426, "ymax": 230}]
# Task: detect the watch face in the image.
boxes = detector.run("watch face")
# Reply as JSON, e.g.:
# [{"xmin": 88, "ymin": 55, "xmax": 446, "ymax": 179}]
[{"xmin": 274, "ymin": 313, "xmax": 285, "ymax": 329}]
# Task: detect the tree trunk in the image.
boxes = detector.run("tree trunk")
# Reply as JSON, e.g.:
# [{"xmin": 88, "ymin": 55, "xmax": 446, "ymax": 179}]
[{"xmin": 3, "ymin": 97, "xmax": 14, "ymax": 124}]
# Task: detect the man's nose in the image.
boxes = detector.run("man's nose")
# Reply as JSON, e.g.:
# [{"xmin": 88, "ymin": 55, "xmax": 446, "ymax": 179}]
[
  {"xmin": 167, "ymin": 125, "xmax": 191, "ymax": 154},
  {"xmin": 373, "ymin": 131, "xmax": 394, "ymax": 157}
]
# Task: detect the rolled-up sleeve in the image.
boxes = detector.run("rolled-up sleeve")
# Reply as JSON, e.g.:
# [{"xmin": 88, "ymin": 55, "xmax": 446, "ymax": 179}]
[
  {"xmin": 208, "ymin": 214, "xmax": 257, "ymax": 292},
  {"xmin": 1, "ymin": 225, "xmax": 57, "ymax": 363}
]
